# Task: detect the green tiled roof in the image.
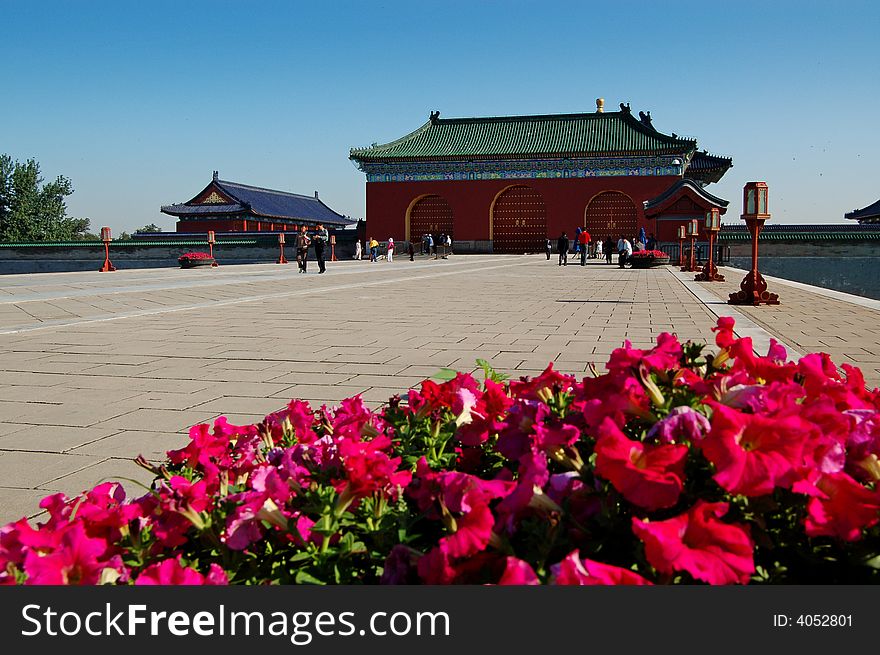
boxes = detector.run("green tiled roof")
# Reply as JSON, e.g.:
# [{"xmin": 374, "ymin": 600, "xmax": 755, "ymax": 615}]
[
  {"xmin": 350, "ymin": 110, "xmax": 697, "ymax": 162},
  {"xmin": 718, "ymin": 224, "xmax": 880, "ymax": 242}
]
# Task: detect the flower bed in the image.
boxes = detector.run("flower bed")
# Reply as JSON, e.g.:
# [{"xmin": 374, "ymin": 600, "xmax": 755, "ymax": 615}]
[
  {"xmin": 629, "ymin": 249, "xmax": 671, "ymax": 268},
  {"xmin": 178, "ymin": 252, "xmax": 215, "ymax": 268},
  {"xmin": 2, "ymin": 317, "xmax": 879, "ymax": 585}
]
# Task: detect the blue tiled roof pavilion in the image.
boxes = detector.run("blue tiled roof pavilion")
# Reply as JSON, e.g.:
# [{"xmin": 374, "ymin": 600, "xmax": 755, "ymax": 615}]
[{"xmin": 161, "ymin": 172, "xmax": 354, "ymax": 231}]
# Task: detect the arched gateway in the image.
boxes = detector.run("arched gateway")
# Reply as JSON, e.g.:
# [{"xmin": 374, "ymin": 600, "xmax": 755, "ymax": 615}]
[
  {"xmin": 407, "ymin": 195, "xmax": 454, "ymax": 243},
  {"xmin": 491, "ymin": 185, "xmax": 547, "ymax": 253},
  {"xmin": 584, "ymin": 191, "xmax": 639, "ymax": 242}
]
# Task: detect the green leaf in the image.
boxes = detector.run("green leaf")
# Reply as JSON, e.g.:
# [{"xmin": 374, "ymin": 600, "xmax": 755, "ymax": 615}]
[
  {"xmin": 431, "ymin": 367, "xmax": 458, "ymax": 381},
  {"xmin": 294, "ymin": 570, "xmax": 326, "ymax": 585}
]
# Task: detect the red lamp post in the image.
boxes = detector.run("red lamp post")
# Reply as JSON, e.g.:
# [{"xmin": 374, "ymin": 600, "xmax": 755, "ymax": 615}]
[
  {"xmin": 677, "ymin": 225, "xmax": 686, "ymax": 267},
  {"xmin": 99, "ymin": 227, "xmax": 116, "ymax": 272},
  {"xmin": 729, "ymin": 182, "xmax": 779, "ymax": 305},
  {"xmin": 681, "ymin": 219, "xmax": 699, "ymax": 272},
  {"xmin": 330, "ymin": 234, "xmax": 337, "ymax": 262},
  {"xmin": 277, "ymin": 232, "xmax": 288, "ymax": 264},
  {"xmin": 695, "ymin": 207, "xmax": 725, "ymax": 282},
  {"xmin": 207, "ymin": 230, "xmax": 219, "ymax": 267}
]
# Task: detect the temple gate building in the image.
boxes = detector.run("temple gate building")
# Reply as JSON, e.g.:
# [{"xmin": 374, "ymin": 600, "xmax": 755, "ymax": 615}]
[
  {"xmin": 349, "ymin": 100, "xmax": 732, "ymax": 252},
  {"xmin": 845, "ymin": 198, "xmax": 880, "ymax": 224},
  {"xmin": 161, "ymin": 172, "xmax": 354, "ymax": 233}
]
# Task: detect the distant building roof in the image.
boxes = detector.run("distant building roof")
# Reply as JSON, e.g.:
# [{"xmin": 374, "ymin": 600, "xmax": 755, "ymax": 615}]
[
  {"xmin": 718, "ymin": 223, "xmax": 880, "ymax": 242},
  {"xmin": 350, "ymin": 107, "xmax": 699, "ymax": 163},
  {"xmin": 685, "ymin": 151, "xmax": 733, "ymax": 185},
  {"xmin": 643, "ymin": 178, "xmax": 730, "ymax": 216},
  {"xmin": 845, "ymin": 198, "xmax": 880, "ymax": 223},
  {"xmin": 161, "ymin": 174, "xmax": 354, "ymax": 226}
]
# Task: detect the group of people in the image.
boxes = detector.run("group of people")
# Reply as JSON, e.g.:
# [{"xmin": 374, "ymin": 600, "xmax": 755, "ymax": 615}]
[
  {"xmin": 547, "ymin": 227, "xmax": 597, "ymax": 266},
  {"xmin": 547, "ymin": 229, "xmax": 657, "ymax": 269},
  {"xmin": 294, "ymin": 223, "xmax": 329, "ymax": 274},
  {"xmin": 354, "ymin": 236, "xmax": 427, "ymax": 262},
  {"xmin": 422, "ymin": 233, "xmax": 452, "ymax": 257}
]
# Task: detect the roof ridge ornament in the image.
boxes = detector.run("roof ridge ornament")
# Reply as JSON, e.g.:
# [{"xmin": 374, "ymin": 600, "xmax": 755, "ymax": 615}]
[
  {"xmin": 213, "ymin": 170, "xmax": 219, "ymax": 181},
  {"xmin": 639, "ymin": 110, "xmax": 653, "ymax": 129},
  {"xmin": 429, "ymin": 110, "xmax": 440, "ymax": 123},
  {"xmin": 619, "ymin": 102, "xmax": 631, "ymax": 114}
]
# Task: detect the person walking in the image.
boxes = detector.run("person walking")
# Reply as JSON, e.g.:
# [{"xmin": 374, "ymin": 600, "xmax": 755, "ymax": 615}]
[
  {"xmin": 545, "ymin": 238, "xmax": 552, "ymax": 260},
  {"xmin": 408, "ymin": 239, "xmax": 415, "ymax": 261},
  {"xmin": 353, "ymin": 239, "xmax": 362, "ymax": 260},
  {"xmin": 386, "ymin": 237, "xmax": 394, "ymax": 262},
  {"xmin": 605, "ymin": 237, "xmax": 615, "ymax": 264},
  {"xmin": 596, "ymin": 239, "xmax": 603, "ymax": 260},
  {"xmin": 617, "ymin": 235, "xmax": 633, "ymax": 268},
  {"xmin": 369, "ymin": 237, "xmax": 379, "ymax": 262},
  {"xmin": 557, "ymin": 232, "xmax": 570, "ymax": 266},
  {"xmin": 578, "ymin": 228, "xmax": 591, "ymax": 266},
  {"xmin": 296, "ymin": 225, "xmax": 311, "ymax": 273},
  {"xmin": 312, "ymin": 223, "xmax": 328, "ymax": 273}
]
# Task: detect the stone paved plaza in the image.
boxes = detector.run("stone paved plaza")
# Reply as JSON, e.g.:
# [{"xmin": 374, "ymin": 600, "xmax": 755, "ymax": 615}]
[{"xmin": 1, "ymin": 255, "xmax": 879, "ymax": 524}]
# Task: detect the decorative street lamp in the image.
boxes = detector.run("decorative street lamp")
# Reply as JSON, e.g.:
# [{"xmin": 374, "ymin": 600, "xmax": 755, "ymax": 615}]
[
  {"xmin": 729, "ymin": 182, "xmax": 779, "ymax": 305},
  {"xmin": 695, "ymin": 207, "xmax": 725, "ymax": 282},
  {"xmin": 207, "ymin": 230, "xmax": 219, "ymax": 267},
  {"xmin": 99, "ymin": 227, "xmax": 116, "ymax": 272},
  {"xmin": 682, "ymin": 219, "xmax": 699, "ymax": 272},
  {"xmin": 277, "ymin": 232, "xmax": 288, "ymax": 264},
  {"xmin": 677, "ymin": 224, "xmax": 686, "ymax": 268}
]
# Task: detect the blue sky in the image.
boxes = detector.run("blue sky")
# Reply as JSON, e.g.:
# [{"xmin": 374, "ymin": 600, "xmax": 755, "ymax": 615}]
[{"xmin": 3, "ymin": 0, "xmax": 879, "ymax": 234}]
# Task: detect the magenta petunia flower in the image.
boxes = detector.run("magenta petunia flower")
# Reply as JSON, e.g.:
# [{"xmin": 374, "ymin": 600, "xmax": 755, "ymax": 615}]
[
  {"xmin": 632, "ymin": 501, "xmax": 755, "ymax": 585},
  {"xmin": 801, "ymin": 472, "xmax": 880, "ymax": 541},
  {"xmin": 594, "ymin": 418, "xmax": 687, "ymax": 511},
  {"xmin": 22, "ymin": 522, "xmax": 113, "ymax": 585},
  {"xmin": 498, "ymin": 557, "xmax": 539, "ymax": 585},
  {"xmin": 647, "ymin": 406, "xmax": 710, "ymax": 445},
  {"xmin": 551, "ymin": 550, "xmax": 651, "ymax": 585},
  {"xmin": 701, "ymin": 403, "xmax": 806, "ymax": 496},
  {"xmin": 135, "ymin": 557, "xmax": 227, "ymax": 585}
]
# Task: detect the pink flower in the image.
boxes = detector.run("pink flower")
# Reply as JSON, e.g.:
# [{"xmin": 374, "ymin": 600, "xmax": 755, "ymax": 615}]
[
  {"xmin": 801, "ymin": 472, "xmax": 880, "ymax": 541},
  {"xmin": 701, "ymin": 403, "xmax": 806, "ymax": 496},
  {"xmin": 594, "ymin": 419, "xmax": 687, "ymax": 511},
  {"xmin": 713, "ymin": 316, "xmax": 737, "ymax": 349},
  {"xmin": 338, "ymin": 435, "xmax": 411, "ymax": 499},
  {"xmin": 508, "ymin": 364, "xmax": 575, "ymax": 401},
  {"xmin": 498, "ymin": 557, "xmax": 539, "ymax": 585},
  {"xmin": 135, "ymin": 557, "xmax": 228, "ymax": 585},
  {"xmin": 551, "ymin": 550, "xmax": 651, "ymax": 585},
  {"xmin": 607, "ymin": 332, "xmax": 682, "ymax": 374},
  {"xmin": 22, "ymin": 522, "xmax": 112, "ymax": 585},
  {"xmin": 632, "ymin": 501, "xmax": 755, "ymax": 585},
  {"xmin": 647, "ymin": 406, "xmax": 710, "ymax": 445},
  {"xmin": 533, "ymin": 421, "xmax": 580, "ymax": 451}
]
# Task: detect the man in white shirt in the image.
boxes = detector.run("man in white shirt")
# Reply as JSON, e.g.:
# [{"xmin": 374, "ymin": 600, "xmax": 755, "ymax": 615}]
[{"xmin": 617, "ymin": 236, "xmax": 632, "ymax": 268}]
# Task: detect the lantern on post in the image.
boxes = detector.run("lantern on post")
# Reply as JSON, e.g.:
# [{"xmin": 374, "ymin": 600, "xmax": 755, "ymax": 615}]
[
  {"xmin": 99, "ymin": 227, "xmax": 116, "ymax": 272},
  {"xmin": 729, "ymin": 182, "xmax": 779, "ymax": 305},
  {"xmin": 277, "ymin": 232, "xmax": 288, "ymax": 264},
  {"xmin": 677, "ymin": 224, "xmax": 686, "ymax": 267},
  {"xmin": 206, "ymin": 230, "xmax": 219, "ymax": 267},
  {"xmin": 330, "ymin": 234, "xmax": 337, "ymax": 261},
  {"xmin": 695, "ymin": 207, "xmax": 725, "ymax": 282},
  {"xmin": 681, "ymin": 219, "xmax": 699, "ymax": 272}
]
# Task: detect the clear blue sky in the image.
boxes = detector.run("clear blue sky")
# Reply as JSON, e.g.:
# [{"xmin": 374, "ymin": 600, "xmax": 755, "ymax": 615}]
[{"xmin": 3, "ymin": 0, "xmax": 879, "ymax": 234}]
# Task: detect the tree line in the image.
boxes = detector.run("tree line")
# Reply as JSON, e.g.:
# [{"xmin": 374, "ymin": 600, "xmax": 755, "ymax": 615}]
[{"xmin": 0, "ymin": 154, "xmax": 161, "ymax": 242}]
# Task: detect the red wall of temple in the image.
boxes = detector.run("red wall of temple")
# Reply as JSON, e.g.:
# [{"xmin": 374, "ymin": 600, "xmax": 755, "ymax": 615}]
[{"xmin": 364, "ymin": 176, "xmax": 681, "ymax": 243}]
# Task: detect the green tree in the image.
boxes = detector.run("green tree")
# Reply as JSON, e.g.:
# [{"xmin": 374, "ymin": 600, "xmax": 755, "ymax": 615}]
[
  {"xmin": 0, "ymin": 154, "xmax": 91, "ymax": 242},
  {"xmin": 135, "ymin": 223, "xmax": 162, "ymax": 233}
]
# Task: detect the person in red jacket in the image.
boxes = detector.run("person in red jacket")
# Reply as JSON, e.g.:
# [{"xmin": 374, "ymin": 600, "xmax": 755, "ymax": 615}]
[{"xmin": 578, "ymin": 229, "xmax": 591, "ymax": 266}]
